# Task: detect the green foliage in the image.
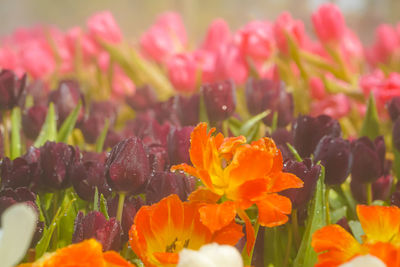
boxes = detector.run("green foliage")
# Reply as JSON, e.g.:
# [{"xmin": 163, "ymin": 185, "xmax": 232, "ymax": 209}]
[
  {"xmin": 57, "ymin": 102, "xmax": 82, "ymax": 143},
  {"xmin": 360, "ymin": 93, "xmax": 380, "ymax": 140},
  {"xmin": 34, "ymin": 102, "xmax": 57, "ymax": 147}
]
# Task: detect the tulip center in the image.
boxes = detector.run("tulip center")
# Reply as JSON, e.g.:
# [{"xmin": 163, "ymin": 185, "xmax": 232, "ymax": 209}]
[{"xmin": 165, "ymin": 237, "xmax": 190, "ymax": 253}]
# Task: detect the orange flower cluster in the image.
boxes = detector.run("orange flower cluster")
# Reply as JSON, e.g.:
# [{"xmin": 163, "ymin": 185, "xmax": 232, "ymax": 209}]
[
  {"xmin": 129, "ymin": 194, "xmax": 243, "ymax": 267},
  {"xmin": 171, "ymin": 123, "xmax": 303, "ymax": 253},
  {"xmin": 18, "ymin": 239, "xmax": 135, "ymax": 267},
  {"xmin": 312, "ymin": 205, "xmax": 400, "ymax": 267}
]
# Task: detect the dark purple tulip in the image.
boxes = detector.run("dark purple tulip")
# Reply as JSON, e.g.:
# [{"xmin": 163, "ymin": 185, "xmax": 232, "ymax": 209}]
[
  {"xmin": 292, "ymin": 115, "xmax": 341, "ymax": 158},
  {"xmin": 147, "ymin": 145, "xmax": 169, "ymax": 173},
  {"xmin": 270, "ymin": 128, "xmax": 294, "ymax": 160},
  {"xmin": 167, "ymin": 126, "xmax": 193, "ymax": 165},
  {"xmin": 80, "ymin": 101, "xmax": 117, "ymax": 144},
  {"xmin": 125, "ymin": 85, "xmax": 157, "ymax": 111},
  {"xmin": 0, "ymin": 157, "xmax": 31, "ymax": 189},
  {"xmin": 71, "ymin": 160, "xmax": 111, "ymax": 202},
  {"xmin": 246, "ymin": 78, "xmax": 294, "ymax": 127},
  {"xmin": 336, "ymin": 217, "xmax": 352, "ymax": 234},
  {"xmin": 25, "ymin": 80, "xmax": 49, "ymax": 106},
  {"xmin": 40, "ymin": 141, "xmax": 80, "ymax": 190},
  {"xmin": 0, "ymin": 131, "xmax": 3, "ymax": 158},
  {"xmin": 351, "ymin": 174, "xmax": 393, "ymax": 203},
  {"xmin": 104, "ymin": 130, "xmax": 124, "ymax": 150},
  {"xmin": 107, "ymin": 195, "xmax": 144, "ymax": 239},
  {"xmin": 391, "ymin": 191, "xmax": 400, "ymax": 207},
  {"xmin": 22, "ymin": 147, "xmax": 42, "ymax": 191},
  {"xmin": 281, "ymin": 158, "xmax": 320, "ymax": 209},
  {"xmin": 152, "ymin": 97, "xmax": 181, "ymax": 126},
  {"xmin": 201, "ymin": 80, "xmax": 236, "ymax": 122},
  {"xmin": 0, "ymin": 70, "xmax": 26, "ymax": 110},
  {"xmin": 351, "ymin": 136, "xmax": 385, "ymax": 183},
  {"xmin": 387, "ymin": 96, "xmax": 400, "ymax": 121},
  {"xmin": 392, "ymin": 118, "xmax": 400, "ymax": 151},
  {"xmin": 22, "ymin": 105, "xmax": 47, "ymax": 140},
  {"xmin": 72, "ymin": 211, "xmax": 122, "ymax": 251},
  {"xmin": 175, "ymin": 94, "xmax": 200, "ymax": 126},
  {"xmin": 314, "ymin": 136, "xmax": 352, "ymax": 186},
  {"xmin": 49, "ymin": 80, "xmax": 84, "ymax": 124},
  {"xmin": 105, "ymin": 137, "xmax": 150, "ymax": 194},
  {"xmin": 146, "ymin": 171, "xmax": 196, "ymax": 205}
]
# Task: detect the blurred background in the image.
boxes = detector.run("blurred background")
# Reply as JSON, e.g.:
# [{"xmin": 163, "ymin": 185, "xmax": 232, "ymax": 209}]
[{"xmin": 0, "ymin": 0, "xmax": 399, "ymax": 43}]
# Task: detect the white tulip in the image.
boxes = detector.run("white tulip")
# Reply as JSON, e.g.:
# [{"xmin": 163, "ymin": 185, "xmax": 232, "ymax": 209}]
[
  {"xmin": 178, "ymin": 243, "xmax": 243, "ymax": 267},
  {"xmin": 0, "ymin": 203, "xmax": 37, "ymax": 267},
  {"xmin": 339, "ymin": 255, "xmax": 386, "ymax": 267}
]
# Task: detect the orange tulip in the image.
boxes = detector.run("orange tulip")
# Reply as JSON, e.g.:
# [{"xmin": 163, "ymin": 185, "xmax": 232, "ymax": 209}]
[
  {"xmin": 129, "ymin": 194, "xmax": 243, "ymax": 267},
  {"xmin": 171, "ymin": 123, "xmax": 303, "ymax": 254},
  {"xmin": 312, "ymin": 205, "xmax": 400, "ymax": 267},
  {"xmin": 17, "ymin": 239, "xmax": 135, "ymax": 267}
]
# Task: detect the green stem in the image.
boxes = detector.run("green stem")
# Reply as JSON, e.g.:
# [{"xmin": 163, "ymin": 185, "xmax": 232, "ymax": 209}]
[
  {"xmin": 292, "ymin": 209, "xmax": 301, "ymax": 249},
  {"xmin": 116, "ymin": 192, "xmax": 126, "ymax": 222},
  {"xmin": 2, "ymin": 111, "xmax": 10, "ymax": 158},
  {"xmin": 325, "ymin": 186, "xmax": 331, "ymax": 225},
  {"xmin": 222, "ymin": 119, "xmax": 229, "ymax": 137},
  {"xmin": 242, "ymin": 221, "xmax": 260, "ymax": 266},
  {"xmin": 366, "ymin": 183, "xmax": 372, "ymax": 205},
  {"xmin": 282, "ymin": 224, "xmax": 293, "ymax": 267}
]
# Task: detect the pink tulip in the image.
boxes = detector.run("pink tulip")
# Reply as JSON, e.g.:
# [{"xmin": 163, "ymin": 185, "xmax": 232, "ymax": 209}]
[
  {"xmin": 201, "ymin": 19, "xmax": 231, "ymax": 52},
  {"xmin": 19, "ymin": 40, "xmax": 56, "ymax": 79},
  {"xmin": 66, "ymin": 27, "xmax": 99, "ymax": 61},
  {"xmin": 214, "ymin": 43, "xmax": 248, "ymax": 84},
  {"xmin": 112, "ymin": 66, "xmax": 135, "ymax": 98},
  {"xmin": 166, "ymin": 53, "xmax": 197, "ymax": 93},
  {"xmin": 87, "ymin": 11, "xmax": 122, "ymax": 44},
  {"xmin": 274, "ymin": 12, "xmax": 305, "ymax": 54},
  {"xmin": 311, "ymin": 93, "xmax": 350, "ymax": 119},
  {"xmin": 312, "ymin": 3, "xmax": 346, "ymax": 44},
  {"xmin": 235, "ymin": 20, "xmax": 274, "ymax": 61},
  {"xmin": 0, "ymin": 47, "xmax": 23, "ymax": 75},
  {"xmin": 193, "ymin": 50, "xmax": 216, "ymax": 83},
  {"xmin": 140, "ymin": 12, "xmax": 187, "ymax": 63},
  {"xmin": 368, "ymin": 24, "xmax": 400, "ymax": 65},
  {"xmin": 309, "ymin": 77, "xmax": 327, "ymax": 100}
]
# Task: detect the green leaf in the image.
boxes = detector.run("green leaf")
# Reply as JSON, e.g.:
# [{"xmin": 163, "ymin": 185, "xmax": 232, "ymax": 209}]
[
  {"xmin": 10, "ymin": 107, "xmax": 22, "ymax": 159},
  {"xmin": 394, "ymin": 148, "xmax": 400, "ymax": 180},
  {"xmin": 199, "ymin": 94, "xmax": 209, "ymax": 124},
  {"xmin": 93, "ymin": 187, "xmax": 99, "ymax": 211},
  {"xmin": 331, "ymin": 206, "xmax": 347, "ymax": 224},
  {"xmin": 35, "ymin": 196, "xmax": 75, "ymax": 258},
  {"xmin": 34, "ymin": 102, "xmax": 57, "ymax": 147},
  {"xmin": 227, "ymin": 117, "xmax": 241, "ymax": 136},
  {"xmin": 360, "ymin": 93, "xmax": 380, "ymax": 140},
  {"xmin": 57, "ymin": 102, "xmax": 82, "ymax": 143},
  {"xmin": 348, "ymin": 220, "xmax": 364, "ymax": 243},
  {"xmin": 95, "ymin": 119, "xmax": 110, "ymax": 152},
  {"xmin": 293, "ymin": 165, "xmax": 327, "ymax": 267},
  {"xmin": 100, "ymin": 193, "xmax": 109, "ymax": 220},
  {"xmin": 58, "ymin": 189, "xmax": 78, "ymax": 248},
  {"xmin": 286, "ymin": 143, "xmax": 302, "ymax": 162},
  {"xmin": 239, "ymin": 110, "xmax": 269, "ymax": 136}
]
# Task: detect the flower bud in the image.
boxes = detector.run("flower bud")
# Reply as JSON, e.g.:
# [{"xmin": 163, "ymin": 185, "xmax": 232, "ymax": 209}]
[
  {"xmin": 40, "ymin": 141, "xmax": 80, "ymax": 190},
  {"xmin": 49, "ymin": 80, "xmax": 84, "ymax": 125},
  {"xmin": 147, "ymin": 145, "xmax": 169, "ymax": 173},
  {"xmin": 1, "ymin": 157, "xmax": 31, "ymax": 189},
  {"xmin": 107, "ymin": 195, "xmax": 144, "ymax": 239},
  {"xmin": 167, "ymin": 126, "xmax": 193, "ymax": 165},
  {"xmin": 0, "ymin": 70, "xmax": 26, "ymax": 110},
  {"xmin": 175, "ymin": 94, "xmax": 200, "ymax": 126},
  {"xmin": 87, "ymin": 11, "xmax": 122, "ymax": 44},
  {"xmin": 125, "ymin": 85, "xmax": 157, "ymax": 111},
  {"xmin": 71, "ymin": 157, "xmax": 111, "ymax": 202},
  {"xmin": 387, "ymin": 96, "xmax": 400, "ymax": 121},
  {"xmin": 72, "ymin": 211, "xmax": 122, "ymax": 251},
  {"xmin": 274, "ymin": 12, "xmax": 305, "ymax": 54},
  {"xmin": 270, "ymin": 128, "xmax": 293, "ymax": 160},
  {"xmin": 22, "ymin": 105, "xmax": 47, "ymax": 140},
  {"xmin": 351, "ymin": 136, "xmax": 385, "ymax": 183},
  {"xmin": 281, "ymin": 158, "xmax": 320, "ymax": 209},
  {"xmin": 201, "ymin": 80, "xmax": 236, "ymax": 122},
  {"xmin": 312, "ymin": 3, "xmax": 346, "ymax": 44},
  {"xmin": 245, "ymin": 78, "xmax": 293, "ymax": 127},
  {"xmin": 314, "ymin": 136, "xmax": 352, "ymax": 186},
  {"xmin": 105, "ymin": 137, "xmax": 150, "ymax": 194},
  {"xmin": 80, "ymin": 101, "xmax": 117, "ymax": 144},
  {"xmin": 145, "ymin": 171, "xmax": 196, "ymax": 205},
  {"xmin": 292, "ymin": 115, "xmax": 341, "ymax": 158}
]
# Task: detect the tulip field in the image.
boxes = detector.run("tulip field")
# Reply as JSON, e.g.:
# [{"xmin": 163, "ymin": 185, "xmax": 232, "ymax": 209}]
[{"xmin": 1, "ymin": 3, "xmax": 400, "ymax": 267}]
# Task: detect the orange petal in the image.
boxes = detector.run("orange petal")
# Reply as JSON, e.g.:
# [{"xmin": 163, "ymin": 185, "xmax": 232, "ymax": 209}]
[
  {"xmin": 257, "ymin": 193, "xmax": 292, "ymax": 227},
  {"xmin": 153, "ymin": 252, "xmax": 179, "ymax": 265},
  {"xmin": 212, "ymin": 220, "xmax": 244, "ymax": 245},
  {"xmin": 357, "ymin": 205, "xmax": 400, "ymax": 246},
  {"xmin": 170, "ymin": 163, "xmax": 198, "ymax": 177},
  {"xmin": 218, "ymin": 136, "xmax": 246, "ymax": 161},
  {"xmin": 237, "ymin": 208, "xmax": 255, "ymax": 256},
  {"xmin": 199, "ymin": 201, "xmax": 237, "ymax": 233},
  {"xmin": 368, "ymin": 242, "xmax": 400, "ymax": 266},
  {"xmin": 104, "ymin": 251, "xmax": 136, "ymax": 267},
  {"xmin": 312, "ymin": 225, "xmax": 362, "ymax": 266},
  {"xmin": 189, "ymin": 123, "xmax": 214, "ymax": 169},
  {"xmin": 231, "ymin": 178, "xmax": 269, "ymax": 205},
  {"xmin": 267, "ymin": 172, "xmax": 304, "ymax": 193},
  {"xmin": 188, "ymin": 188, "xmax": 221, "ymax": 203}
]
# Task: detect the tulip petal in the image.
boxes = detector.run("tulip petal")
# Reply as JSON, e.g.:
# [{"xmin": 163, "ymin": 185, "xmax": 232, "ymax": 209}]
[
  {"xmin": 257, "ymin": 193, "xmax": 292, "ymax": 227},
  {"xmin": 199, "ymin": 202, "xmax": 237, "ymax": 233},
  {"xmin": 188, "ymin": 188, "xmax": 221, "ymax": 203}
]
